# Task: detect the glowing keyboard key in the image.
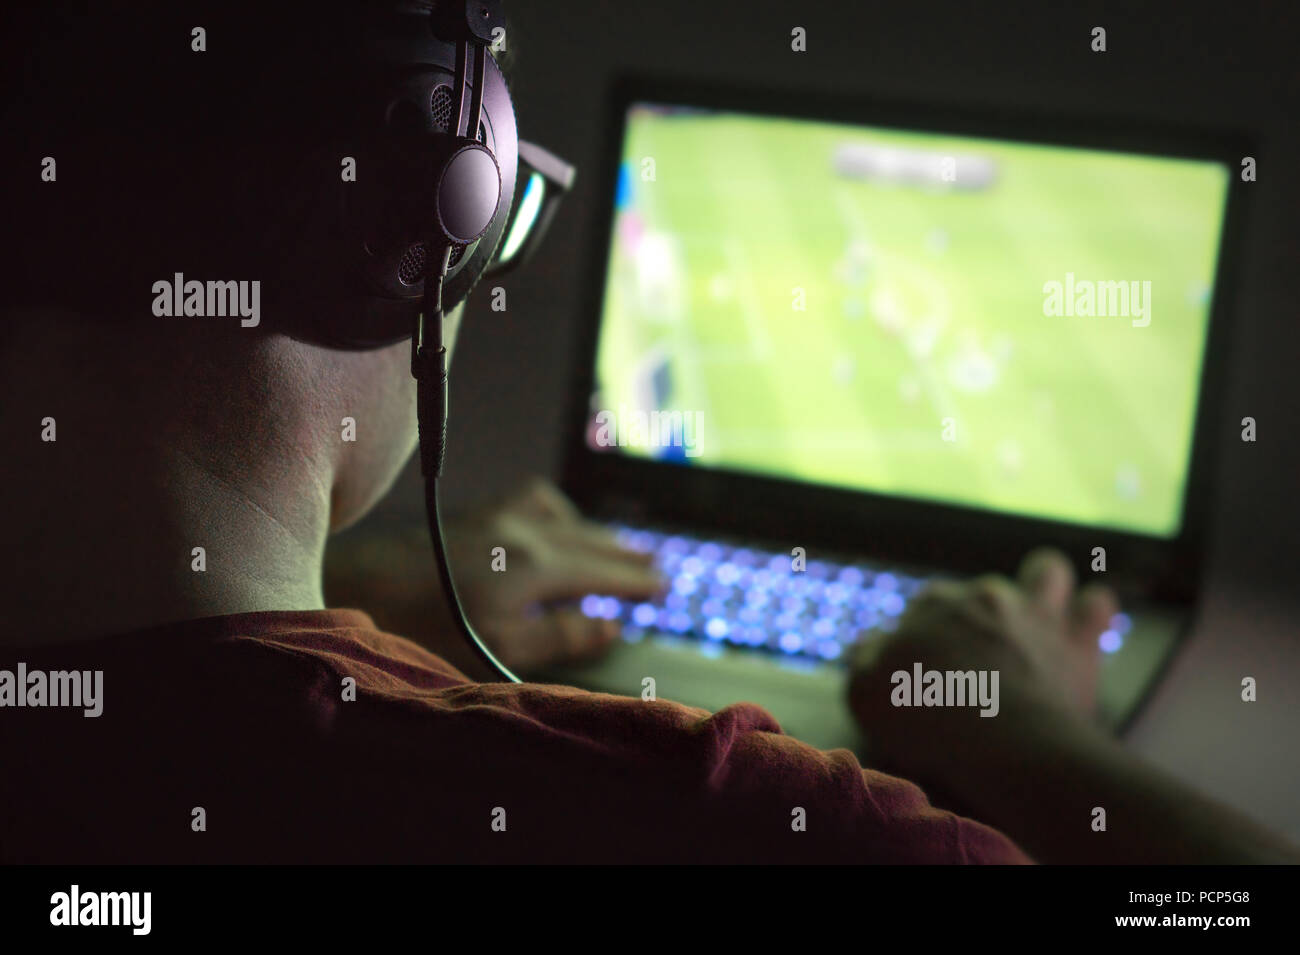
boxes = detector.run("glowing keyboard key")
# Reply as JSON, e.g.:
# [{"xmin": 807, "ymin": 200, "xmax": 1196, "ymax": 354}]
[
  {"xmin": 855, "ymin": 609, "xmax": 880, "ymax": 629},
  {"xmin": 626, "ymin": 531, "xmax": 657, "ymax": 553},
  {"xmin": 837, "ymin": 567, "xmax": 865, "ymax": 587},
  {"xmin": 681, "ymin": 556, "xmax": 706, "ymax": 577},
  {"xmin": 662, "ymin": 536, "xmax": 691, "ymax": 554}
]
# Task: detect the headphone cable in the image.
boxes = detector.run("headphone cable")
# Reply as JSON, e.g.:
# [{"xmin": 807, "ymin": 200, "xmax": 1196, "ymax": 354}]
[{"xmin": 412, "ymin": 240, "xmax": 521, "ymax": 684}]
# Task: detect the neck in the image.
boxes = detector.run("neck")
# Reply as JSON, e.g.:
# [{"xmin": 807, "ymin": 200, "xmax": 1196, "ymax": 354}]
[
  {"xmin": 5, "ymin": 442, "xmax": 331, "ymax": 649},
  {"xmin": 2, "ymin": 317, "xmax": 336, "ymax": 648}
]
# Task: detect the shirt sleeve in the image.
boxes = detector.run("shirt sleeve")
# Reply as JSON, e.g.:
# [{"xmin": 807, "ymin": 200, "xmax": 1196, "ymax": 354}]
[
  {"xmin": 377, "ymin": 677, "xmax": 1032, "ymax": 864},
  {"xmin": 683, "ymin": 701, "xmax": 1033, "ymax": 863}
]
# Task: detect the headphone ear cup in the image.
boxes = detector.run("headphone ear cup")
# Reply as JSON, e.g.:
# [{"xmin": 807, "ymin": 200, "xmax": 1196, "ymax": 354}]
[
  {"xmin": 365, "ymin": 58, "xmax": 517, "ymax": 314},
  {"xmin": 270, "ymin": 51, "xmax": 517, "ymax": 350},
  {"xmin": 354, "ymin": 73, "xmax": 497, "ymax": 303},
  {"xmin": 437, "ymin": 54, "xmax": 517, "ymax": 314}
]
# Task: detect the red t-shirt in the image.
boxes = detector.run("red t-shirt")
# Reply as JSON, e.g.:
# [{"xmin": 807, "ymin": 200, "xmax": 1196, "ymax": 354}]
[{"xmin": 0, "ymin": 609, "xmax": 1029, "ymax": 863}]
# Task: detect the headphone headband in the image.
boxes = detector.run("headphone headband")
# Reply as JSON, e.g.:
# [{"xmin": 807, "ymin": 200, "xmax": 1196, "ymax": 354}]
[{"xmin": 430, "ymin": 0, "xmax": 507, "ymax": 45}]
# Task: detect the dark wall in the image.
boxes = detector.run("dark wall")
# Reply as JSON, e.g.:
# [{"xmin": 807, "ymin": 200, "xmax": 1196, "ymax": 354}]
[{"xmin": 371, "ymin": 0, "xmax": 1299, "ymax": 604}]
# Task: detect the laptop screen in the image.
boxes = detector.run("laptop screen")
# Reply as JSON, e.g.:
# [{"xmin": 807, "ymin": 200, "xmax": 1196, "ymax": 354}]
[{"xmin": 587, "ymin": 101, "xmax": 1230, "ymax": 539}]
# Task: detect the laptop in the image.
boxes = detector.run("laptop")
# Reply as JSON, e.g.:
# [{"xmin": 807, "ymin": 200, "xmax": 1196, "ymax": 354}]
[{"xmin": 546, "ymin": 78, "xmax": 1247, "ymax": 751}]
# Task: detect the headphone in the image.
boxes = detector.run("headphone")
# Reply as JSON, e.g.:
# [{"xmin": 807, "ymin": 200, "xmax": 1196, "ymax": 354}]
[
  {"xmin": 408, "ymin": 0, "xmax": 524, "ymax": 685},
  {"xmin": 271, "ymin": 0, "xmax": 521, "ymax": 353},
  {"xmin": 278, "ymin": 0, "xmax": 524, "ymax": 683}
]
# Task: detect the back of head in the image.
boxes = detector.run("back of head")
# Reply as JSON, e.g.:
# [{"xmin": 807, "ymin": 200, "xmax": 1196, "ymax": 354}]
[
  {"xmin": 0, "ymin": 2, "xmax": 521, "ymax": 573},
  {"xmin": 2, "ymin": 0, "xmax": 517, "ymax": 346},
  {"xmin": 5, "ymin": 1, "xmax": 339, "ymax": 314}
]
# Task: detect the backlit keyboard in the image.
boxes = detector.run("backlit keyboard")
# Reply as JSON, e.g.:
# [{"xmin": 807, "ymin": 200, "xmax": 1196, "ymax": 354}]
[
  {"xmin": 578, "ymin": 526, "xmax": 1132, "ymax": 664},
  {"xmin": 578, "ymin": 527, "xmax": 926, "ymax": 664}
]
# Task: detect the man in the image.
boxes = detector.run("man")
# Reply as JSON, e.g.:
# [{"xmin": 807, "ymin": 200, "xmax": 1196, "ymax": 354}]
[{"xmin": 0, "ymin": 1, "xmax": 1292, "ymax": 864}]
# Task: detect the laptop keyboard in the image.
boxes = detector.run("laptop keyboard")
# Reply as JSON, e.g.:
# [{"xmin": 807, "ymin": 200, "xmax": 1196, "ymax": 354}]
[
  {"xmin": 579, "ymin": 525, "xmax": 1132, "ymax": 665},
  {"xmin": 576, "ymin": 526, "xmax": 926, "ymax": 664}
]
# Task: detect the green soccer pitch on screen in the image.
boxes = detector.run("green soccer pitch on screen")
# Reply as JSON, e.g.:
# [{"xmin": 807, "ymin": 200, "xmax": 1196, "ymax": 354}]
[{"xmin": 590, "ymin": 102, "xmax": 1230, "ymax": 538}]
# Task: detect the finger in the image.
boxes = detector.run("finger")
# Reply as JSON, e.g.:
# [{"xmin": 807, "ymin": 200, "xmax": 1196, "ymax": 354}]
[
  {"xmin": 551, "ymin": 522, "xmax": 657, "ymax": 564},
  {"xmin": 904, "ymin": 578, "xmax": 966, "ymax": 610},
  {"xmin": 968, "ymin": 573, "xmax": 1019, "ymax": 618},
  {"xmin": 511, "ymin": 477, "xmax": 583, "ymax": 523},
  {"xmin": 1066, "ymin": 584, "xmax": 1112, "ymax": 719},
  {"xmin": 534, "ymin": 552, "xmax": 665, "ymax": 602},
  {"xmin": 505, "ymin": 609, "xmax": 618, "ymax": 672},
  {"xmin": 1018, "ymin": 547, "xmax": 1075, "ymax": 617},
  {"xmin": 1069, "ymin": 582, "xmax": 1119, "ymax": 646}
]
